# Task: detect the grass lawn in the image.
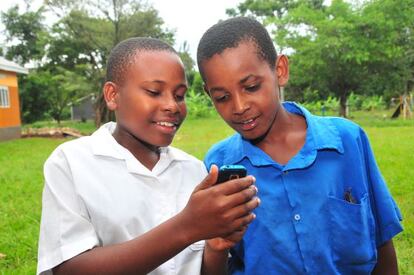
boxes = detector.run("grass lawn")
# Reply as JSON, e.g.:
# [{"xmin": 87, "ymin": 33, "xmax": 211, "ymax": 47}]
[{"xmin": 1, "ymin": 113, "xmax": 413, "ymax": 274}]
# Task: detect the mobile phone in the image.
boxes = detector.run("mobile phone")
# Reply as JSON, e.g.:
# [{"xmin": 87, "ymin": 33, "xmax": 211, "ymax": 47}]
[{"xmin": 216, "ymin": 165, "xmax": 247, "ymax": 184}]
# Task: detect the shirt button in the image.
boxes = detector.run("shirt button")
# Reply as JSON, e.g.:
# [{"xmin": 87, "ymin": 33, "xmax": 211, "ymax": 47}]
[{"xmin": 294, "ymin": 214, "xmax": 301, "ymax": 221}]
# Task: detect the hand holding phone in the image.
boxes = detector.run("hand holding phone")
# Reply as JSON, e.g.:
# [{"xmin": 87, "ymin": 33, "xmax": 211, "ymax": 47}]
[{"xmin": 179, "ymin": 164, "xmax": 258, "ymax": 243}]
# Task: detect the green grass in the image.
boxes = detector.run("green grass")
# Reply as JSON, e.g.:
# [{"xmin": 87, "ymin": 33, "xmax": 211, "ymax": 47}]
[
  {"xmin": 366, "ymin": 127, "xmax": 414, "ymax": 274},
  {"xmin": 1, "ymin": 113, "xmax": 413, "ymax": 274},
  {"xmin": 0, "ymin": 138, "xmax": 66, "ymax": 274}
]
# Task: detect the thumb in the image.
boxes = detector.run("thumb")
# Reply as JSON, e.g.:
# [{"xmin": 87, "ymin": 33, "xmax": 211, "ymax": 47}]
[{"xmin": 193, "ymin": 164, "xmax": 219, "ymax": 192}]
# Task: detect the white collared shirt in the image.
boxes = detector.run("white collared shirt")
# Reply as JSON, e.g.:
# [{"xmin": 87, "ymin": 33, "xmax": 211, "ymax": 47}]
[{"xmin": 37, "ymin": 122, "xmax": 207, "ymax": 275}]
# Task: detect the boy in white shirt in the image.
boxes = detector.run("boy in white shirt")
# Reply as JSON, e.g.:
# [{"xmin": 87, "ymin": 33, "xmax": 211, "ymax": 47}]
[{"xmin": 37, "ymin": 37, "xmax": 260, "ymax": 275}]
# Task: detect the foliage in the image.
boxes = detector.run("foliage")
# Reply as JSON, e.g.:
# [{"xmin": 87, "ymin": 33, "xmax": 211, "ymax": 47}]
[
  {"xmin": 300, "ymin": 96, "xmax": 339, "ymax": 113},
  {"xmin": 190, "ymin": 71, "xmax": 205, "ymax": 95},
  {"xmin": 43, "ymin": 0, "xmax": 176, "ymax": 125},
  {"xmin": 46, "ymin": 65, "xmax": 94, "ymax": 123},
  {"xmin": 229, "ymin": 0, "xmax": 414, "ymax": 117},
  {"xmin": 301, "ymin": 94, "xmax": 388, "ymax": 114},
  {"xmin": 0, "ymin": 5, "xmax": 47, "ymax": 65},
  {"xmin": 1, "ymin": 0, "xmax": 179, "ymax": 125},
  {"xmin": 185, "ymin": 88, "xmax": 214, "ymax": 118},
  {"xmin": 18, "ymin": 72, "xmax": 51, "ymax": 123},
  {"xmin": 178, "ymin": 41, "xmax": 195, "ymax": 79}
]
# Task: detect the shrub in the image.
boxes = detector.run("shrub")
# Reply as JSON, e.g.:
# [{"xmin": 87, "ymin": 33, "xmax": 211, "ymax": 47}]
[{"xmin": 186, "ymin": 89, "xmax": 214, "ymax": 118}]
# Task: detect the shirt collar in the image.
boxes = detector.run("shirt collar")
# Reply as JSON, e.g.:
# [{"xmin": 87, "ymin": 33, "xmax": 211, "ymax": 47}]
[
  {"xmin": 91, "ymin": 122, "xmax": 189, "ymax": 176},
  {"xmin": 224, "ymin": 102, "xmax": 344, "ymax": 169}
]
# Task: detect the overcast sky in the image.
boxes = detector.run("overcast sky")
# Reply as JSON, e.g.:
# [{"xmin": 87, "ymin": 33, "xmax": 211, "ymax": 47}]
[{"xmin": 1, "ymin": 0, "xmax": 243, "ymax": 60}]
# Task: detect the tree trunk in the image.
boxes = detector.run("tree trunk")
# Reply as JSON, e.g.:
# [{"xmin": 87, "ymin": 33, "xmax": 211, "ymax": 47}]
[{"xmin": 339, "ymin": 93, "xmax": 347, "ymax": 118}]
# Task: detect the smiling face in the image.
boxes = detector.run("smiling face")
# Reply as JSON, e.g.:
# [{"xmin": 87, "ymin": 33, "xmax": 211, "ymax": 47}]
[
  {"xmin": 202, "ymin": 41, "xmax": 288, "ymax": 141},
  {"xmin": 104, "ymin": 50, "xmax": 187, "ymax": 148}
]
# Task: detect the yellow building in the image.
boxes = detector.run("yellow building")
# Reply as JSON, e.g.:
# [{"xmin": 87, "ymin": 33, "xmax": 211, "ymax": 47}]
[{"xmin": 0, "ymin": 57, "xmax": 28, "ymax": 141}]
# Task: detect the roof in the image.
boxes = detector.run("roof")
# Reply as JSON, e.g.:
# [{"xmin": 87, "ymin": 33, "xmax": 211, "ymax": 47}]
[{"xmin": 0, "ymin": 57, "xmax": 28, "ymax": 74}]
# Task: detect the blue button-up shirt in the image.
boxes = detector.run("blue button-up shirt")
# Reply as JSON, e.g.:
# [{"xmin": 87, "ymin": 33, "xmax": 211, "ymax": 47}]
[{"xmin": 204, "ymin": 102, "xmax": 402, "ymax": 275}]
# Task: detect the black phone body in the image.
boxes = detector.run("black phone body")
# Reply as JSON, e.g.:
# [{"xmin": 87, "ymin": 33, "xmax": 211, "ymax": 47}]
[{"xmin": 216, "ymin": 165, "xmax": 247, "ymax": 184}]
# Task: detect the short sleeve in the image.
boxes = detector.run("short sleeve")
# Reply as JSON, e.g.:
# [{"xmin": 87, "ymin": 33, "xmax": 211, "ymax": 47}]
[
  {"xmin": 37, "ymin": 148, "xmax": 99, "ymax": 275},
  {"xmin": 360, "ymin": 129, "xmax": 403, "ymax": 247}
]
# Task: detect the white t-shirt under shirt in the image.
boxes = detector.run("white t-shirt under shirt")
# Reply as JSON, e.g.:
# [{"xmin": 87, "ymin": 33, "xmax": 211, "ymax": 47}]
[{"xmin": 37, "ymin": 122, "xmax": 208, "ymax": 275}]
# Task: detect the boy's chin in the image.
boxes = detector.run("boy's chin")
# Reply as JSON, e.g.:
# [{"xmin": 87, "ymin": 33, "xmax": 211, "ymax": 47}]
[
  {"xmin": 153, "ymin": 137, "xmax": 174, "ymax": 148},
  {"xmin": 237, "ymin": 129, "xmax": 268, "ymax": 144}
]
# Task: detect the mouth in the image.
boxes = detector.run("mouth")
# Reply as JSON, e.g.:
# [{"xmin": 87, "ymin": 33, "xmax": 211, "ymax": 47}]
[
  {"xmin": 156, "ymin": 121, "xmax": 178, "ymax": 127},
  {"xmin": 234, "ymin": 116, "xmax": 259, "ymax": 131},
  {"xmin": 154, "ymin": 120, "xmax": 180, "ymax": 134}
]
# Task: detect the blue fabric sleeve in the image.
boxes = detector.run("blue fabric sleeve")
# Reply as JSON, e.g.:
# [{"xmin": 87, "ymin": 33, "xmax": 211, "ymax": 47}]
[{"xmin": 360, "ymin": 129, "xmax": 403, "ymax": 247}]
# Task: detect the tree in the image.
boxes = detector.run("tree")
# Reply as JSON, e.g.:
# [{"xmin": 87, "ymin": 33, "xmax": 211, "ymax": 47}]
[
  {"xmin": 360, "ymin": 0, "xmax": 414, "ymax": 100},
  {"xmin": 0, "ymin": 5, "xmax": 47, "ymax": 66},
  {"xmin": 191, "ymin": 72, "xmax": 204, "ymax": 95},
  {"xmin": 18, "ymin": 71, "xmax": 51, "ymax": 123},
  {"xmin": 178, "ymin": 41, "xmax": 195, "ymax": 78},
  {"xmin": 1, "ymin": 5, "xmax": 50, "ymax": 123},
  {"xmin": 231, "ymin": 0, "xmax": 414, "ymax": 116},
  {"xmin": 46, "ymin": 65, "xmax": 93, "ymax": 124},
  {"xmin": 44, "ymin": 0, "xmax": 175, "ymax": 125},
  {"xmin": 2, "ymin": 0, "xmax": 175, "ymax": 125},
  {"xmin": 285, "ymin": 0, "xmax": 414, "ymax": 115}
]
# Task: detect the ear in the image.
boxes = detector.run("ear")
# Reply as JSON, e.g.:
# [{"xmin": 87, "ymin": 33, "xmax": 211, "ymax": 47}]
[
  {"xmin": 275, "ymin": 55, "xmax": 289, "ymax": 87},
  {"xmin": 103, "ymin": 82, "xmax": 119, "ymax": 111}
]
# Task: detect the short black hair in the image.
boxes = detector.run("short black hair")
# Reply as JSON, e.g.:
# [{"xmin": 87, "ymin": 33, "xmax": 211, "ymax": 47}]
[
  {"xmin": 197, "ymin": 17, "xmax": 277, "ymax": 78},
  {"xmin": 106, "ymin": 37, "xmax": 177, "ymax": 84}
]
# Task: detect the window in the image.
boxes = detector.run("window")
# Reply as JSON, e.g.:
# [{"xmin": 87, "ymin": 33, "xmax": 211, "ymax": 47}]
[{"xmin": 0, "ymin": 86, "xmax": 10, "ymax": 108}]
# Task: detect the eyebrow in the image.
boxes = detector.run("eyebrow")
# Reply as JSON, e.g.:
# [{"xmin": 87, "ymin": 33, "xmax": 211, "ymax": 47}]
[
  {"xmin": 239, "ymin": 74, "xmax": 256, "ymax": 84},
  {"xmin": 143, "ymin": 80, "xmax": 188, "ymax": 89},
  {"xmin": 209, "ymin": 74, "xmax": 257, "ymax": 94}
]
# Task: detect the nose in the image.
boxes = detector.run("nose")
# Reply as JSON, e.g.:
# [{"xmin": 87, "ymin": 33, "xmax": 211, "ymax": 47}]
[
  {"xmin": 162, "ymin": 93, "xmax": 179, "ymax": 113},
  {"xmin": 232, "ymin": 93, "xmax": 250, "ymax": 115}
]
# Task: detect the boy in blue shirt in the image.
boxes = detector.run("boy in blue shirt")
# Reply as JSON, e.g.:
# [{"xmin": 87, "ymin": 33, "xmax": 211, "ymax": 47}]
[{"xmin": 197, "ymin": 17, "xmax": 403, "ymax": 274}]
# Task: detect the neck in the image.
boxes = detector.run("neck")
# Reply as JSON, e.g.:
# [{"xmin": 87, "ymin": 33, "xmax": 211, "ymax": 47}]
[
  {"xmin": 254, "ymin": 104, "xmax": 297, "ymax": 146},
  {"xmin": 113, "ymin": 124, "xmax": 160, "ymax": 170},
  {"xmin": 254, "ymin": 105, "xmax": 307, "ymax": 165}
]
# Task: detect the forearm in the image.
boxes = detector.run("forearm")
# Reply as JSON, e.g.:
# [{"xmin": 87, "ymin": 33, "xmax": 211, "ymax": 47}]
[
  {"xmin": 54, "ymin": 212, "xmax": 195, "ymax": 275},
  {"xmin": 201, "ymin": 243, "xmax": 229, "ymax": 275},
  {"xmin": 372, "ymin": 240, "xmax": 398, "ymax": 275}
]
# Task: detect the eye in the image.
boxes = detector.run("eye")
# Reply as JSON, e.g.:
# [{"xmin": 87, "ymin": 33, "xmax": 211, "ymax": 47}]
[
  {"xmin": 146, "ymin": 89, "xmax": 160, "ymax": 96},
  {"xmin": 245, "ymin": 84, "xmax": 261, "ymax": 92},
  {"xmin": 175, "ymin": 88, "xmax": 187, "ymax": 102},
  {"xmin": 213, "ymin": 94, "xmax": 229, "ymax": 102},
  {"xmin": 175, "ymin": 94, "xmax": 185, "ymax": 102}
]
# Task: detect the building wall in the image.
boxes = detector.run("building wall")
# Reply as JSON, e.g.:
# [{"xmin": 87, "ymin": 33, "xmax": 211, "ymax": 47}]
[
  {"xmin": 0, "ymin": 69, "xmax": 21, "ymax": 128},
  {"xmin": 72, "ymin": 97, "xmax": 95, "ymax": 121}
]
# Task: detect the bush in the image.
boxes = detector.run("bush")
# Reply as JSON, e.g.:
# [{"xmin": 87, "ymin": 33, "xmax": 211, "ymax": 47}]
[
  {"xmin": 301, "ymin": 94, "xmax": 386, "ymax": 114},
  {"xmin": 361, "ymin": 95, "xmax": 386, "ymax": 111},
  {"xmin": 301, "ymin": 96, "xmax": 339, "ymax": 114},
  {"xmin": 185, "ymin": 89, "xmax": 214, "ymax": 118}
]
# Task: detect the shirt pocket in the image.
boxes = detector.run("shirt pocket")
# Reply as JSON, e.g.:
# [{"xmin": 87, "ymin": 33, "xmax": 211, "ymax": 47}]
[{"xmin": 328, "ymin": 193, "xmax": 377, "ymax": 267}]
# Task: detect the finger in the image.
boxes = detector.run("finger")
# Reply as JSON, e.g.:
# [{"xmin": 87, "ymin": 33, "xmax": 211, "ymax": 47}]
[
  {"xmin": 216, "ymin": 175, "xmax": 256, "ymax": 196},
  {"xmin": 233, "ymin": 212, "xmax": 257, "ymax": 228},
  {"xmin": 228, "ymin": 197, "xmax": 260, "ymax": 220},
  {"xmin": 224, "ymin": 228, "xmax": 247, "ymax": 243},
  {"xmin": 224, "ymin": 185, "xmax": 258, "ymax": 208},
  {"xmin": 193, "ymin": 164, "xmax": 219, "ymax": 192}
]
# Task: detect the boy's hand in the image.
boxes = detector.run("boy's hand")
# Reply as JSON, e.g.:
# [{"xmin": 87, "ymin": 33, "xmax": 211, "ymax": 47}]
[
  {"xmin": 178, "ymin": 165, "xmax": 259, "ymax": 243},
  {"xmin": 207, "ymin": 226, "xmax": 249, "ymax": 251}
]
